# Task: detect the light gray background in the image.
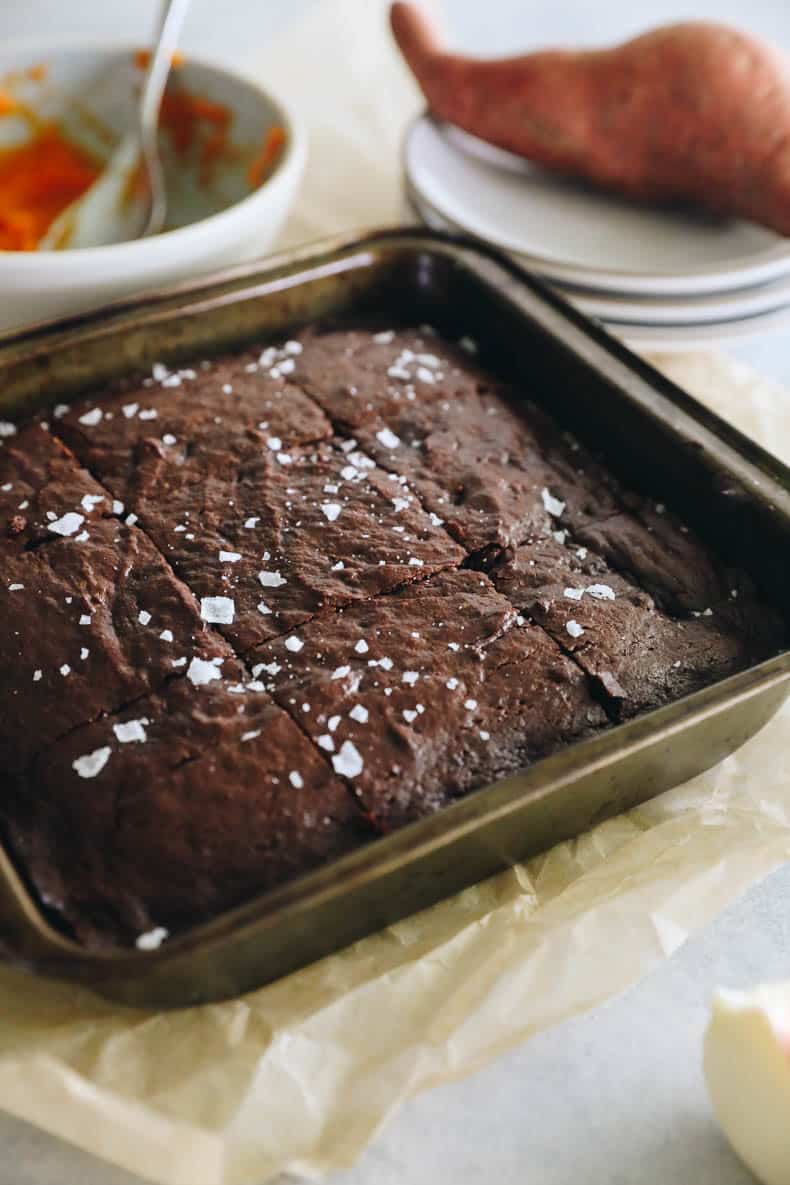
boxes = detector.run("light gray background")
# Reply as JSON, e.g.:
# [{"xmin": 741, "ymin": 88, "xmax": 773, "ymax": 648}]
[{"xmin": 2, "ymin": 3, "xmax": 789, "ymax": 1183}]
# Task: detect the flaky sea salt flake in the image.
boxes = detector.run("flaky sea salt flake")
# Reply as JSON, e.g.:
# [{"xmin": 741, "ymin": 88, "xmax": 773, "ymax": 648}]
[
  {"xmin": 113, "ymin": 719, "xmax": 148, "ymax": 744},
  {"xmin": 332, "ymin": 740, "xmax": 364, "ymax": 778},
  {"xmin": 376, "ymin": 427, "xmax": 401, "ymax": 449},
  {"xmin": 48, "ymin": 512, "xmax": 84, "ymax": 537},
  {"xmin": 542, "ymin": 488, "xmax": 566, "ymax": 517},
  {"xmin": 187, "ymin": 657, "xmax": 221, "ymax": 686},
  {"xmin": 136, "ymin": 926, "xmax": 168, "ymax": 951},
  {"xmin": 78, "ymin": 408, "xmax": 103, "ymax": 427},
  {"xmin": 259, "ymin": 570, "xmax": 286, "ymax": 588},
  {"xmin": 73, "ymin": 747, "xmax": 110, "ymax": 779}
]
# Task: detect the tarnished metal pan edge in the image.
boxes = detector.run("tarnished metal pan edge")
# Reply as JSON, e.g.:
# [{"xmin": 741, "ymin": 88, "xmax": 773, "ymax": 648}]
[{"xmin": 0, "ymin": 228, "xmax": 787, "ymax": 1007}]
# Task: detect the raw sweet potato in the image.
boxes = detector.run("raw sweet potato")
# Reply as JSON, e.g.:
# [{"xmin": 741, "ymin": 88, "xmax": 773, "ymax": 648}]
[{"xmin": 391, "ymin": 4, "xmax": 790, "ymax": 235}]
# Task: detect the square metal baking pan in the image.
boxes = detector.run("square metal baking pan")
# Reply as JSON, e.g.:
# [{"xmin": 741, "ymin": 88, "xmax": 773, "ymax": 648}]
[{"xmin": 1, "ymin": 228, "xmax": 788, "ymax": 1008}]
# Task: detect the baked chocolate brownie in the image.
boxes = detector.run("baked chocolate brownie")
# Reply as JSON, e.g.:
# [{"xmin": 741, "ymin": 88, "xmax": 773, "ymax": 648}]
[
  {"xmin": 0, "ymin": 423, "xmax": 111, "ymax": 554},
  {"xmin": 251, "ymin": 569, "xmax": 607, "ymax": 829},
  {"xmin": 290, "ymin": 326, "xmax": 485, "ymax": 429},
  {"xmin": 0, "ymin": 517, "xmax": 235, "ymax": 776},
  {"xmin": 54, "ymin": 344, "xmax": 332, "ymax": 502},
  {"xmin": 0, "ymin": 325, "xmax": 783, "ymax": 951},
  {"xmin": 353, "ymin": 379, "xmax": 624, "ymax": 555},
  {"xmin": 9, "ymin": 677, "xmax": 366, "ymax": 945},
  {"xmin": 575, "ymin": 505, "xmax": 758, "ymax": 615},
  {"xmin": 489, "ymin": 535, "xmax": 775, "ymax": 719},
  {"xmin": 65, "ymin": 425, "xmax": 464, "ymax": 652}
]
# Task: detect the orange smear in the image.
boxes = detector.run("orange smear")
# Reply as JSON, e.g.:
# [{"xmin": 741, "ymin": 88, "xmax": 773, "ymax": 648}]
[
  {"xmin": 160, "ymin": 90, "xmax": 232, "ymax": 185},
  {"xmin": 0, "ymin": 127, "xmax": 100, "ymax": 251},
  {"xmin": 247, "ymin": 125, "xmax": 286, "ymax": 188},
  {"xmin": 0, "ymin": 90, "xmax": 14, "ymax": 117},
  {"xmin": 134, "ymin": 48, "xmax": 185, "ymax": 71}
]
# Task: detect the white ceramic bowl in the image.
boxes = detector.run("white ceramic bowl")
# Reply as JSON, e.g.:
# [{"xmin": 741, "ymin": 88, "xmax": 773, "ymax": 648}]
[{"xmin": 0, "ymin": 41, "xmax": 306, "ymax": 333}]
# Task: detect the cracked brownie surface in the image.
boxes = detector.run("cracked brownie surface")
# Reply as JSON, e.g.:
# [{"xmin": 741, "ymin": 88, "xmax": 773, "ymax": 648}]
[
  {"xmin": 96, "ymin": 429, "xmax": 463, "ymax": 652},
  {"xmin": 10, "ymin": 679, "xmax": 364, "ymax": 945},
  {"xmin": 488, "ymin": 534, "xmax": 776, "ymax": 719},
  {"xmin": 0, "ymin": 514, "xmax": 232, "ymax": 777},
  {"xmin": 0, "ymin": 327, "xmax": 783, "ymax": 948},
  {"xmin": 0, "ymin": 423, "xmax": 111, "ymax": 555},
  {"xmin": 252, "ymin": 568, "xmax": 607, "ymax": 830}
]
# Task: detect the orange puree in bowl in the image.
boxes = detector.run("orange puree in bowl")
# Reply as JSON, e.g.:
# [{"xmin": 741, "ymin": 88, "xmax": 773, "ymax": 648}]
[
  {"xmin": 160, "ymin": 91, "xmax": 233, "ymax": 185},
  {"xmin": 0, "ymin": 126, "xmax": 100, "ymax": 251}
]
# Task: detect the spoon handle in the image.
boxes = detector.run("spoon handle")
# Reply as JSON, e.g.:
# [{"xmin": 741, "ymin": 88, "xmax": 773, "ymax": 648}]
[{"xmin": 139, "ymin": 0, "xmax": 193, "ymax": 236}]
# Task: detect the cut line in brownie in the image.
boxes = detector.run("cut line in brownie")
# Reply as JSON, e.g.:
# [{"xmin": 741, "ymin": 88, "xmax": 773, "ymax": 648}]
[
  {"xmin": 64, "ymin": 425, "xmax": 465, "ymax": 652},
  {"xmin": 489, "ymin": 534, "xmax": 782, "ymax": 719},
  {"xmin": 7, "ymin": 676, "xmax": 369, "ymax": 946},
  {"xmin": 0, "ymin": 517, "xmax": 237, "ymax": 777},
  {"xmin": 251, "ymin": 569, "xmax": 608, "ymax": 831}
]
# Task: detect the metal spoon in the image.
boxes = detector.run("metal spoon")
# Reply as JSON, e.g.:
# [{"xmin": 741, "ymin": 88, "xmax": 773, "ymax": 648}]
[{"xmin": 40, "ymin": 0, "xmax": 192, "ymax": 250}]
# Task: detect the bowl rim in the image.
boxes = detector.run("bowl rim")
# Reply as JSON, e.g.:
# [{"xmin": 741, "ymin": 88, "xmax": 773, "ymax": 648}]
[{"xmin": 0, "ymin": 39, "xmax": 305, "ymax": 266}]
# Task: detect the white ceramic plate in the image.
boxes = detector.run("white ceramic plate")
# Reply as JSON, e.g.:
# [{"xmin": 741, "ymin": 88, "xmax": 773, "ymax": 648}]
[
  {"xmin": 407, "ymin": 183, "xmax": 790, "ymax": 326},
  {"xmin": 406, "ymin": 185, "xmax": 790, "ymax": 350},
  {"xmin": 405, "ymin": 116, "xmax": 790, "ymax": 297},
  {"xmin": 605, "ymin": 306, "xmax": 790, "ymax": 352},
  {"xmin": 565, "ymin": 276, "xmax": 790, "ymax": 326}
]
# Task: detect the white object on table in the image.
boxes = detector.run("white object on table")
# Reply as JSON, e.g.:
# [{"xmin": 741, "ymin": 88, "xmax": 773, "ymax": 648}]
[{"xmin": 705, "ymin": 983, "xmax": 790, "ymax": 1185}]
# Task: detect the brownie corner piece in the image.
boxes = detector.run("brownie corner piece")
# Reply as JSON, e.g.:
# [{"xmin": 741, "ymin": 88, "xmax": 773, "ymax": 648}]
[
  {"xmin": 489, "ymin": 532, "xmax": 777, "ymax": 719},
  {"xmin": 10, "ymin": 677, "xmax": 367, "ymax": 947}
]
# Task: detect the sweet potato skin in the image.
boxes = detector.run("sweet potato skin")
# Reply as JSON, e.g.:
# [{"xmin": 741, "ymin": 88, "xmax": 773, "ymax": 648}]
[{"xmin": 392, "ymin": 5, "xmax": 790, "ymax": 235}]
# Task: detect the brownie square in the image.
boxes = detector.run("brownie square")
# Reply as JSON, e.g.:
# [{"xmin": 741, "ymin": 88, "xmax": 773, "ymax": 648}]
[
  {"xmin": 290, "ymin": 326, "xmax": 485, "ymax": 429},
  {"xmin": 490, "ymin": 534, "xmax": 778, "ymax": 718},
  {"xmin": 0, "ymin": 518, "xmax": 235, "ymax": 775},
  {"xmin": 95, "ymin": 428, "xmax": 464, "ymax": 651},
  {"xmin": 54, "ymin": 344, "xmax": 332, "ymax": 503},
  {"xmin": 576, "ymin": 504, "xmax": 761, "ymax": 615},
  {"xmin": 0, "ymin": 423, "xmax": 111, "ymax": 555},
  {"xmin": 8, "ymin": 677, "xmax": 366, "ymax": 945},
  {"xmin": 354, "ymin": 383, "xmax": 625, "ymax": 555},
  {"xmin": 251, "ymin": 569, "xmax": 607, "ymax": 830}
]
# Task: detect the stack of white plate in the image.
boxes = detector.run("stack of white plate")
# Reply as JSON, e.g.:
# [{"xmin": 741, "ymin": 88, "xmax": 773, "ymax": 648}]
[{"xmin": 405, "ymin": 116, "xmax": 790, "ymax": 351}]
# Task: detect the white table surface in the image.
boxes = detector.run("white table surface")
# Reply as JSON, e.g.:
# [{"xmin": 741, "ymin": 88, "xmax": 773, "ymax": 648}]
[{"xmin": 2, "ymin": 2, "xmax": 789, "ymax": 1183}]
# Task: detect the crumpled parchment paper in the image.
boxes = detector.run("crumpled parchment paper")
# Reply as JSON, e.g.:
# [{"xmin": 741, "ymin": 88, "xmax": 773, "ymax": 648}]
[{"xmin": 0, "ymin": 4, "xmax": 788, "ymax": 1183}]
